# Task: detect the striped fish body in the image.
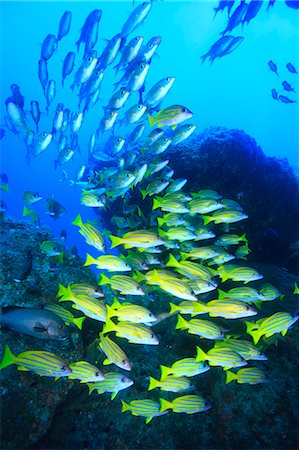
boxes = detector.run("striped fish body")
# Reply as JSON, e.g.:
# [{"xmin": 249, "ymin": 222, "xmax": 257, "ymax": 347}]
[
  {"xmin": 215, "ymin": 233, "xmax": 247, "ymax": 246},
  {"xmin": 188, "ymin": 198, "xmax": 224, "ymax": 215},
  {"xmin": 146, "ymin": 271, "xmax": 197, "ymax": 301},
  {"xmin": 110, "ymin": 230, "xmax": 165, "ymax": 249},
  {"xmin": 68, "ymin": 361, "xmax": 104, "ymax": 382},
  {"xmin": 99, "ymin": 274, "xmax": 145, "ymax": 295},
  {"xmin": 149, "ymin": 375, "xmax": 192, "ymax": 392},
  {"xmin": 196, "ymin": 346, "xmax": 247, "ymax": 370},
  {"xmin": 160, "ymin": 358, "xmax": 209, "ymax": 379},
  {"xmin": 84, "ymin": 253, "xmax": 132, "ymax": 272},
  {"xmin": 226, "ymin": 367, "xmax": 268, "ymax": 385},
  {"xmin": 193, "ymin": 227, "xmax": 216, "ymax": 240},
  {"xmin": 59, "ymin": 294, "xmax": 106, "ymax": 322},
  {"xmin": 104, "ymin": 318, "xmax": 159, "ymax": 345},
  {"xmin": 0, "ymin": 345, "xmax": 71, "ymax": 377},
  {"xmin": 87, "ymin": 372, "xmax": 133, "ymax": 399},
  {"xmin": 182, "ymin": 246, "xmax": 220, "ymax": 260},
  {"xmin": 121, "ymin": 399, "xmax": 162, "ymax": 423},
  {"xmin": 57, "ymin": 283, "xmax": 104, "ymax": 299},
  {"xmin": 44, "ymin": 303, "xmax": 86, "ymax": 330},
  {"xmin": 176, "ymin": 315, "xmax": 224, "ymax": 340},
  {"xmin": 259, "ymin": 283, "xmax": 281, "ymax": 301},
  {"xmin": 246, "ymin": 313, "xmax": 298, "ymax": 344},
  {"xmin": 186, "ymin": 279, "xmax": 218, "ymax": 295},
  {"xmin": 210, "ymin": 209, "xmax": 248, "ymax": 224},
  {"xmin": 166, "ymin": 254, "xmax": 214, "ymax": 280},
  {"xmin": 218, "ymin": 287, "xmax": 264, "ymax": 302},
  {"xmin": 214, "ymin": 339, "xmax": 267, "ymax": 361},
  {"xmin": 72, "ymin": 214, "xmax": 105, "ymax": 252},
  {"xmin": 107, "ymin": 302, "xmax": 156, "ymax": 324},
  {"xmin": 152, "ymin": 198, "xmax": 189, "ymax": 213},
  {"xmin": 217, "ymin": 265, "xmax": 263, "ymax": 283},
  {"xmin": 169, "ymin": 301, "xmax": 207, "ymax": 316},
  {"xmin": 99, "ymin": 333, "xmax": 131, "ymax": 370},
  {"xmin": 160, "ymin": 227, "xmax": 197, "ymax": 241},
  {"xmin": 160, "ymin": 395, "xmax": 211, "ymax": 414},
  {"xmin": 206, "ymin": 300, "xmax": 257, "ymax": 319}
]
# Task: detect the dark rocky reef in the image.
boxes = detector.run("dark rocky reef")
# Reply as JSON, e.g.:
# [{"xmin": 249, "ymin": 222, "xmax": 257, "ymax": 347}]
[
  {"xmin": 165, "ymin": 127, "xmax": 299, "ymax": 274},
  {"xmin": 0, "ymin": 217, "xmax": 96, "ymax": 449}
]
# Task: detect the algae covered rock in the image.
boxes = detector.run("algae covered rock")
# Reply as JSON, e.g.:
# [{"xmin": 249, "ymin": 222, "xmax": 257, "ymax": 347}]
[
  {"xmin": 0, "ymin": 217, "xmax": 97, "ymax": 449},
  {"xmin": 165, "ymin": 127, "xmax": 299, "ymax": 272}
]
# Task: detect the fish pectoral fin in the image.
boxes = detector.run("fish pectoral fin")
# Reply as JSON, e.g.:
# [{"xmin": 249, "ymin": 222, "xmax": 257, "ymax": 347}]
[{"xmin": 33, "ymin": 322, "xmax": 47, "ymax": 332}]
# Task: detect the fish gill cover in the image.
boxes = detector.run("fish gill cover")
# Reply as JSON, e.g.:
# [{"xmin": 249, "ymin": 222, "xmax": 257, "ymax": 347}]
[{"xmin": 0, "ymin": 1, "xmax": 299, "ymax": 449}]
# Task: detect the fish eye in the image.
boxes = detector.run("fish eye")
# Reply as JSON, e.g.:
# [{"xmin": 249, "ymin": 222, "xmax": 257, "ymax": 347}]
[
  {"xmin": 182, "ymin": 107, "xmax": 187, "ymax": 112},
  {"xmin": 42, "ymin": 132, "xmax": 47, "ymax": 137},
  {"xmin": 122, "ymin": 359, "xmax": 126, "ymax": 364},
  {"xmin": 61, "ymin": 366, "xmax": 67, "ymax": 372},
  {"xmin": 149, "ymin": 44, "xmax": 154, "ymax": 48},
  {"xmin": 117, "ymin": 137, "xmax": 122, "ymax": 142},
  {"xmin": 88, "ymin": 56, "xmax": 92, "ymax": 62},
  {"xmin": 137, "ymin": 286, "xmax": 141, "ymax": 290},
  {"xmin": 166, "ymin": 77, "xmax": 170, "ymax": 82},
  {"xmin": 121, "ymin": 376, "xmax": 126, "ymax": 383},
  {"xmin": 151, "ymin": 333, "xmax": 154, "ymax": 338},
  {"xmin": 95, "ymin": 371, "xmax": 100, "ymax": 377},
  {"xmin": 163, "ymin": 138, "xmax": 168, "ymax": 143},
  {"xmin": 59, "ymin": 324, "xmax": 64, "ymax": 329},
  {"xmin": 126, "ymin": 173, "xmax": 130, "ymax": 177}
]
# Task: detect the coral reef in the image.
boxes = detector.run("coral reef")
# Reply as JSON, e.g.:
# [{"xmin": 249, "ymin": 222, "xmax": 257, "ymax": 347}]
[
  {"xmin": 0, "ymin": 218, "xmax": 96, "ymax": 449},
  {"xmin": 165, "ymin": 127, "xmax": 299, "ymax": 273}
]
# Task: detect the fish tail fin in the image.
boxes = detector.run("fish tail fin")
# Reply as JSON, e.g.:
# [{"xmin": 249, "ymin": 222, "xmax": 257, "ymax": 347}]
[
  {"xmin": 106, "ymin": 304, "xmax": 116, "ymax": 320},
  {"xmin": 218, "ymin": 266, "xmax": 230, "ymax": 283},
  {"xmin": 148, "ymin": 376, "xmax": 159, "ymax": 391},
  {"xmin": 109, "ymin": 235, "xmax": 123, "ymax": 249},
  {"xmin": 201, "ymin": 53, "xmax": 209, "ymax": 65},
  {"xmin": 121, "ymin": 399, "xmax": 130, "ymax": 413},
  {"xmin": 166, "ymin": 253, "xmax": 180, "ymax": 268},
  {"xmin": 159, "ymin": 398, "xmax": 172, "ymax": 413},
  {"xmin": 240, "ymin": 233, "xmax": 248, "ymax": 245},
  {"xmin": 57, "ymin": 283, "xmax": 66, "ymax": 298},
  {"xmin": 169, "ymin": 302, "xmax": 180, "ymax": 314},
  {"xmin": 160, "ymin": 365, "xmax": 171, "ymax": 380},
  {"xmin": 225, "ymin": 370, "xmax": 237, "ymax": 384},
  {"xmin": 0, "ymin": 345, "xmax": 16, "ymax": 369},
  {"xmin": 111, "ymin": 297, "xmax": 121, "ymax": 309},
  {"xmin": 245, "ymin": 321, "xmax": 262, "ymax": 345},
  {"xmin": 152, "ymin": 198, "xmax": 160, "ymax": 210},
  {"xmin": 293, "ymin": 282, "xmax": 299, "ymax": 295},
  {"xmin": 157, "ymin": 217, "xmax": 165, "ymax": 228},
  {"xmin": 73, "ymin": 316, "xmax": 86, "ymax": 330},
  {"xmin": 72, "ymin": 214, "xmax": 83, "ymax": 228},
  {"xmin": 59, "ymin": 285, "xmax": 74, "ymax": 302},
  {"xmin": 23, "ymin": 206, "xmax": 30, "ymax": 217},
  {"xmin": 175, "ymin": 314, "xmax": 188, "ymax": 330},
  {"xmin": 140, "ymin": 189, "xmax": 147, "ymax": 200},
  {"xmin": 195, "ymin": 345, "xmax": 207, "ymax": 362},
  {"xmin": 0, "ymin": 183, "xmax": 9, "ymax": 193},
  {"xmin": 102, "ymin": 317, "xmax": 117, "ymax": 334},
  {"xmin": 84, "ymin": 253, "xmax": 98, "ymax": 267},
  {"xmin": 217, "ymin": 289, "xmax": 227, "ymax": 299},
  {"xmin": 180, "ymin": 252, "xmax": 189, "ymax": 261},
  {"xmin": 87, "ymin": 383, "xmax": 94, "ymax": 395},
  {"xmin": 147, "ymin": 115, "xmax": 155, "ymax": 128},
  {"xmin": 98, "ymin": 273, "xmax": 111, "ymax": 286},
  {"xmin": 202, "ymin": 215, "xmax": 213, "ymax": 226}
]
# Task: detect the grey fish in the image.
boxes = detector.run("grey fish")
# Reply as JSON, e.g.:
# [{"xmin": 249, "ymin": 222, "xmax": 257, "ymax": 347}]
[
  {"xmin": 221, "ymin": 1, "xmax": 248, "ymax": 35},
  {"xmin": 120, "ymin": 2, "xmax": 152, "ymax": 38},
  {"xmin": 57, "ymin": 11, "xmax": 72, "ymax": 42},
  {"xmin": 30, "ymin": 100, "xmax": 40, "ymax": 132},
  {"xmin": 62, "ymin": 51, "xmax": 75, "ymax": 87},
  {"xmin": 38, "ymin": 58, "xmax": 48, "ymax": 92},
  {"xmin": 41, "ymin": 34, "xmax": 57, "ymax": 60},
  {"xmin": 14, "ymin": 249, "xmax": 33, "ymax": 282},
  {"xmin": 278, "ymin": 95, "xmax": 296, "ymax": 104},
  {"xmin": 46, "ymin": 197, "xmax": 66, "ymax": 219},
  {"xmin": 242, "ymin": 1, "xmax": 263, "ymax": 27},
  {"xmin": 0, "ymin": 307, "xmax": 69, "ymax": 340},
  {"xmin": 202, "ymin": 35, "xmax": 244, "ymax": 64}
]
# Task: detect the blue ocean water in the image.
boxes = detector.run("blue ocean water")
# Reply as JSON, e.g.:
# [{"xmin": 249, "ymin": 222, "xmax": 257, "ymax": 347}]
[{"xmin": 0, "ymin": 0, "xmax": 298, "ymax": 258}]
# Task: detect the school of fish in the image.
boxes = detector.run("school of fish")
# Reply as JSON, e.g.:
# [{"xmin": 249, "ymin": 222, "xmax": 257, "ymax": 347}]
[{"xmin": 0, "ymin": 1, "xmax": 298, "ymax": 425}]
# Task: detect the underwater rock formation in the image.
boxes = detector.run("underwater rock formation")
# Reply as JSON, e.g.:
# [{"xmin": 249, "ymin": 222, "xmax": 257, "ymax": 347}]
[
  {"xmin": 0, "ymin": 218, "xmax": 96, "ymax": 449},
  {"xmin": 165, "ymin": 127, "xmax": 299, "ymax": 273}
]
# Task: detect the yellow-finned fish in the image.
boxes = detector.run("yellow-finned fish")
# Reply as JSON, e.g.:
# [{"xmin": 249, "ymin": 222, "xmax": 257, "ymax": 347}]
[
  {"xmin": 176, "ymin": 314, "xmax": 225, "ymax": 340},
  {"xmin": 148, "ymin": 375, "xmax": 192, "ymax": 392},
  {"xmin": 0, "ymin": 345, "xmax": 72, "ymax": 377},
  {"xmin": 245, "ymin": 313, "xmax": 298, "ymax": 344},
  {"xmin": 68, "ymin": 361, "xmax": 104, "ymax": 382},
  {"xmin": 160, "ymin": 358, "xmax": 209, "ymax": 379},
  {"xmin": 99, "ymin": 332, "xmax": 131, "ymax": 371},
  {"xmin": 145, "ymin": 269, "xmax": 197, "ymax": 301},
  {"xmin": 84, "ymin": 253, "xmax": 132, "ymax": 272},
  {"xmin": 87, "ymin": 372, "xmax": 133, "ymax": 400},
  {"xmin": 72, "ymin": 214, "xmax": 105, "ymax": 252},
  {"xmin": 99, "ymin": 273, "xmax": 145, "ymax": 295},
  {"xmin": 109, "ymin": 229, "xmax": 165, "ymax": 249},
  {"xmin": 121, "ymin": 399, "xmax": 166, "ymax": 424},
  {"xmin": 214, "ymin": 339, "xmax": 267, "ymax": 361},
  {"xmin": 225, "ymin": 367, "xmax": 268, "ymax": 385},
  {"xmin": 148, "ymin": 104, "xmax": 193, "ymax": 128},
  {"xmin": 57, "ymin": 283, "xmax": 104, "ymax": 300},
  {"xmin": 103, "ymin": 318, "xmax": 159, "ymax": 345},
  {"xmin": 58, "ymin": 293, "xmax": 107, "ymax": 322},
  {"xmin": 196, "ymin": 345, "xmax": 247, "ymax": 370},
  {"xmin": 159, "ymin": 395, "xmax": 211, "ymax": 414},
  {"xmin": 44, "ymin": 303, "xmax": 86, "ymax": 330},
  {"xmin": 106, "ymin": 298, "xmax": 157, "ymax": 324}
]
